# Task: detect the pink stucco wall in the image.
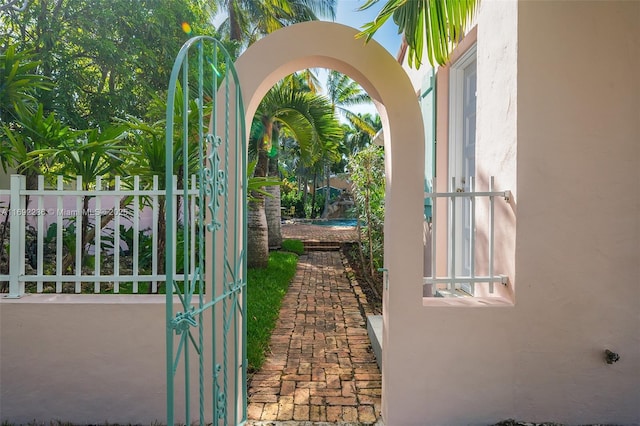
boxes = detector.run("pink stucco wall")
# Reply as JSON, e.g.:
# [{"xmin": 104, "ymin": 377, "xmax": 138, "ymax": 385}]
[
  {"xmin": 513, "ymin": 0, "xmax": 639, "ymax": 422},
  {"xmin": 400, "ymin": 1, "xmax": 639, "ymax": 424},
  {"xmin": 0, "ymin": 296, "xmax": 202, "ymax": 424}
]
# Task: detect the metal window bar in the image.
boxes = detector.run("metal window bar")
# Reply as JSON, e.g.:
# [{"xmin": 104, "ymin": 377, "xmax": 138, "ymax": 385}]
[{"xmin": 424, "ymin": 176, "xmax": 510, "ymax": 295}]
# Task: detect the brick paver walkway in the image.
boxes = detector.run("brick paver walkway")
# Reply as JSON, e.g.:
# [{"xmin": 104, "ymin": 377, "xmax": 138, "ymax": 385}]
[
  {"xmin": 247, "ymin": 251, "xmax": 382, "ymax": 424},
  {"xmin": 281, "ymin": 222, "xmax": 358, "ymax": 244}
]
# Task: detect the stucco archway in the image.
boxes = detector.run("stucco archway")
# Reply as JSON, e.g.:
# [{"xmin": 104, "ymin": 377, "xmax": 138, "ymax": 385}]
[{"xmin": 234, "ymin": 21, "xmax": 424, "ymax": 421}]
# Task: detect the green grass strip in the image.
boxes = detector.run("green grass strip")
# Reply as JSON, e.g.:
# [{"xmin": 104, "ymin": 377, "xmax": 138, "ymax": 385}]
[
  {"xmin": 281, "ymin": 238, "xmax": 304, "ymax": 255},
  {"xmin": 247, "ymin": 251, "xmax": 298, "ymax": 373}
]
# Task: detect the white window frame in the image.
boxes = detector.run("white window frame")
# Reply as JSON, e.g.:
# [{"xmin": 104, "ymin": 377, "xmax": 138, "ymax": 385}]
[
  {"xmin": 448, "ymin": 44, "xmax": 477, "ymax": 183},
  {"xmin": 448, "ymin": 44, "xmax": 477, "ymax": 295}
]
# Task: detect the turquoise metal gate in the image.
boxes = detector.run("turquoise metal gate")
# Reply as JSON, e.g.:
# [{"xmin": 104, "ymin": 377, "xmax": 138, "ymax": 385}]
[{"xmin": 165, "ymin": 36, "xmax": 247, "ymax": 425}]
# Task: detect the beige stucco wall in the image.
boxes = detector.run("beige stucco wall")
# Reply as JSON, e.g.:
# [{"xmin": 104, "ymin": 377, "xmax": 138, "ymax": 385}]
[
  {"xmin": 513, "ymin": 0, "xmax": 639, "ymax": 422},
  {"xmin": 398, "ymin": 1, "xmax": 639, "ymax": 424},
  {"xmin": 0, "ymin": 296, "xmax": 203, "ymax": 424}
]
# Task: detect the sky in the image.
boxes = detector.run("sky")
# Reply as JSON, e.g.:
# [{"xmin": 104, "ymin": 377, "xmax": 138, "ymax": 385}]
[
  {"xmin": 332, "ymin": 0, "xmax": 402, "ymax": 57},
  {"xmin": 322, "ymin": 1, "xmax": 402, "ymax": 116}
]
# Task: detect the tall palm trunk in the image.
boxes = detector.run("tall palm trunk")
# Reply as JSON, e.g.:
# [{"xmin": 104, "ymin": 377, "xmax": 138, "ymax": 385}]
[
  {"xmin": 323, "ymin": 162, "xmax": 330, "ymax": 217},
  {"xmin": 228, "ymin": 1, "xmax": 242, "ymax": 42},
  {"xmin": 265, "ymin": 153, "xmax": 282, "ymax": 248},
  {"xmin": 310, "ymin": 172, "xmax": 317, "ymax": 217},
  {"xmin": 247, "ymin": 133, "xmax": 270, "ymax": 268},
  {"xmin": 247, "ymin": 196, "xmax": 269, "ymax": 268},
  {"xmin": 301, "ymin": 170, "xmax": 308, "ymax": 216}
]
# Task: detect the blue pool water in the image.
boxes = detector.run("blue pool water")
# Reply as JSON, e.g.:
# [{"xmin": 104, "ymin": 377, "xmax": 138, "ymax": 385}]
[{"xmin": 313, "ymin": 219, "xmax": 358, "ymax": 227}]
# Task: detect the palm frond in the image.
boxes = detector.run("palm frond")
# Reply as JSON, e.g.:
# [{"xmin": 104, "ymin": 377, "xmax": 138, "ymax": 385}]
[{"xmin": 357, "ymin": 0, "xmax": 478, "ymax": 67}]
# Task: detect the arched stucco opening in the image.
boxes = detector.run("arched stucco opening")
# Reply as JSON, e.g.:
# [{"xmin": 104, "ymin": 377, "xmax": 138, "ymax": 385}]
[{"xmin": 233, "ymin": 21, "xmax": 425, "ymax": 421}]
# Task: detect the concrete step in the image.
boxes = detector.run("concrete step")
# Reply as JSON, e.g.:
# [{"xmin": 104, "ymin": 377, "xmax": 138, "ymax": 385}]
[
  {"xmin": 367, "ymin": 315, "xmax": 383, "ymax": 370},
  {"xmin": 304, "ymin": 245, "xmax": 341, "ymax": 251},
  {"xmin": 302, "ymin": 241, "xmax": 342, "ymax": 251}
]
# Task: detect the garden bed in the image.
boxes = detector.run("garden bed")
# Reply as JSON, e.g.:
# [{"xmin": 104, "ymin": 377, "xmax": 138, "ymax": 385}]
[{"xmin": 341, "ymin": 242, "xmax": 382, "ymax": 315}]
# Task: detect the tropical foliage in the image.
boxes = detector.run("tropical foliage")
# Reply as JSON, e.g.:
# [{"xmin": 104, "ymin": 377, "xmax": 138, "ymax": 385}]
[
  {"xmin": 1, "ymin": 0, "xmax": 384, "ymax": 277},
  {"xmin": 348, "ymin": 145, "xmax": 385, "ymax": 279},
  {"xmin": 0, "ymin": 45, "xmax": 51, "ymax": 125},
  {"xmin": 247, "ymin": 79, "xmax": 343, "ymax": 267},
  {"xmin": 326, "ymin": 70, "xmax": 375, "ymax": 136},
  {"xmin": 0, "ymin": 0, "xmax": 216, "ymax": 128},
  {"xmin": 214, "ymin": 0, "xmax": 336, "ymax": 45},
  {"xmin": 357, "ymin": 0, "xmax": 478, "ymax": 67},
  {"xmin": 0, "ymin": 0, "xmax": 216, "ymax": 283}
]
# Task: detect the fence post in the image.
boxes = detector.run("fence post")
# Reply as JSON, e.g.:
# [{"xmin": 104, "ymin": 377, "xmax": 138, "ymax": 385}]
[{"xmin": 7, "ymin": 174, "xmax": 26, "ymax": 298}]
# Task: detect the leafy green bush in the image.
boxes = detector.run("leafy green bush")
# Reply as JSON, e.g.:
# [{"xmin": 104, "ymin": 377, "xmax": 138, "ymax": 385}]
[
  {"xmin": 281, "ymin": 189, "xmax": 304, "ymax": 218},
  {"xmin": 281, "ymin": 187, "xmax": 326, "ymax": 219}
]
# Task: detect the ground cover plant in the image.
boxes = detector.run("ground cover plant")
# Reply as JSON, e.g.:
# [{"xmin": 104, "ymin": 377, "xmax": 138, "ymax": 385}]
[
  {"xmin": 280, "ymin": 238, "xmax": 304, "ymax": 255},
  {"xmin": 246, "ymin": 250, "xmax": 298, "ymax": 373}
]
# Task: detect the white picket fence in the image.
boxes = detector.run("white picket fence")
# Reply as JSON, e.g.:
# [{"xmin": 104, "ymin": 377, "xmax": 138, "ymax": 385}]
[{"xmin": 0, "ymin": 174, "xmax": 198, "ymax": 297}]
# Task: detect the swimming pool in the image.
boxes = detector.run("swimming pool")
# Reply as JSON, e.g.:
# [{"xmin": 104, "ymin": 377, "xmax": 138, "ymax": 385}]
[{"xmin": 312, "ymin": 219, "xmax": 358, "ymax": 227}]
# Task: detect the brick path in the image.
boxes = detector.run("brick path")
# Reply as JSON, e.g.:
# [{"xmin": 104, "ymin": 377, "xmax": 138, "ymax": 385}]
[
  {"xmin": 281, "ymin": 222, "xmax": 358, "ymax": 244},
  {"xmin": 247, "ymin": 250, "xmax": 382, "ymax": 424}
]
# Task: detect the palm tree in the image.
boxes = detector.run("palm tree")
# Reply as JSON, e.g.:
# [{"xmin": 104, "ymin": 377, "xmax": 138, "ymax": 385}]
[
  {"xmin": 323, "ymin": 71, "xmax": 374, "ymax": 215},
  {"xmin": 0, "ymin": 44, "xmax": 51, "ymax": 126},
  {"xmin": 248, "ymin": 81, "xmax": 342, "ymax": 267},
  {"xmin": 30, "ymin": 125, "xmax": 128, "ymax": 272},
  {"xmin": 332, "ymin": 113, "xmax": 382, "ymax": 174},
  {"xmin": 215, "ymin": 0, "xmax": 336, "ymax": 46},
  {"xmin": 0, "ymin": 44, "xmax": 53, "ymax": 189},
  {"xmin": 326, "ymin": 70, "xmax": 376, "ymax": 137},
  {"xmin": 357, "ymin": 0, "xmax": 478, "ymax": 68},
  {"xmin": 286, "ymin": 69, "xmax": 321, "ymax": 94},
  {"xmin": 2, "ymin": 104, "xmax": 78, "ymax": 189},
  {"xmin": 262, "ymin": 70, "xmax": 320, "ymax": 231},
  {"xmin": 117, "ymin": 85, "xmax": 204, "ymax": 284},
  {"xmin": 117, "ymin": 114, "xmax": 173, "ymax": 280}
]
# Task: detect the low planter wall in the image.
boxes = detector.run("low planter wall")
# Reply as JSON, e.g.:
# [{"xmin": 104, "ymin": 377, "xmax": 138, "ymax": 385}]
[{"xmin": 0, "ymin": 295, "xmax": 199, "ymax": 425}]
